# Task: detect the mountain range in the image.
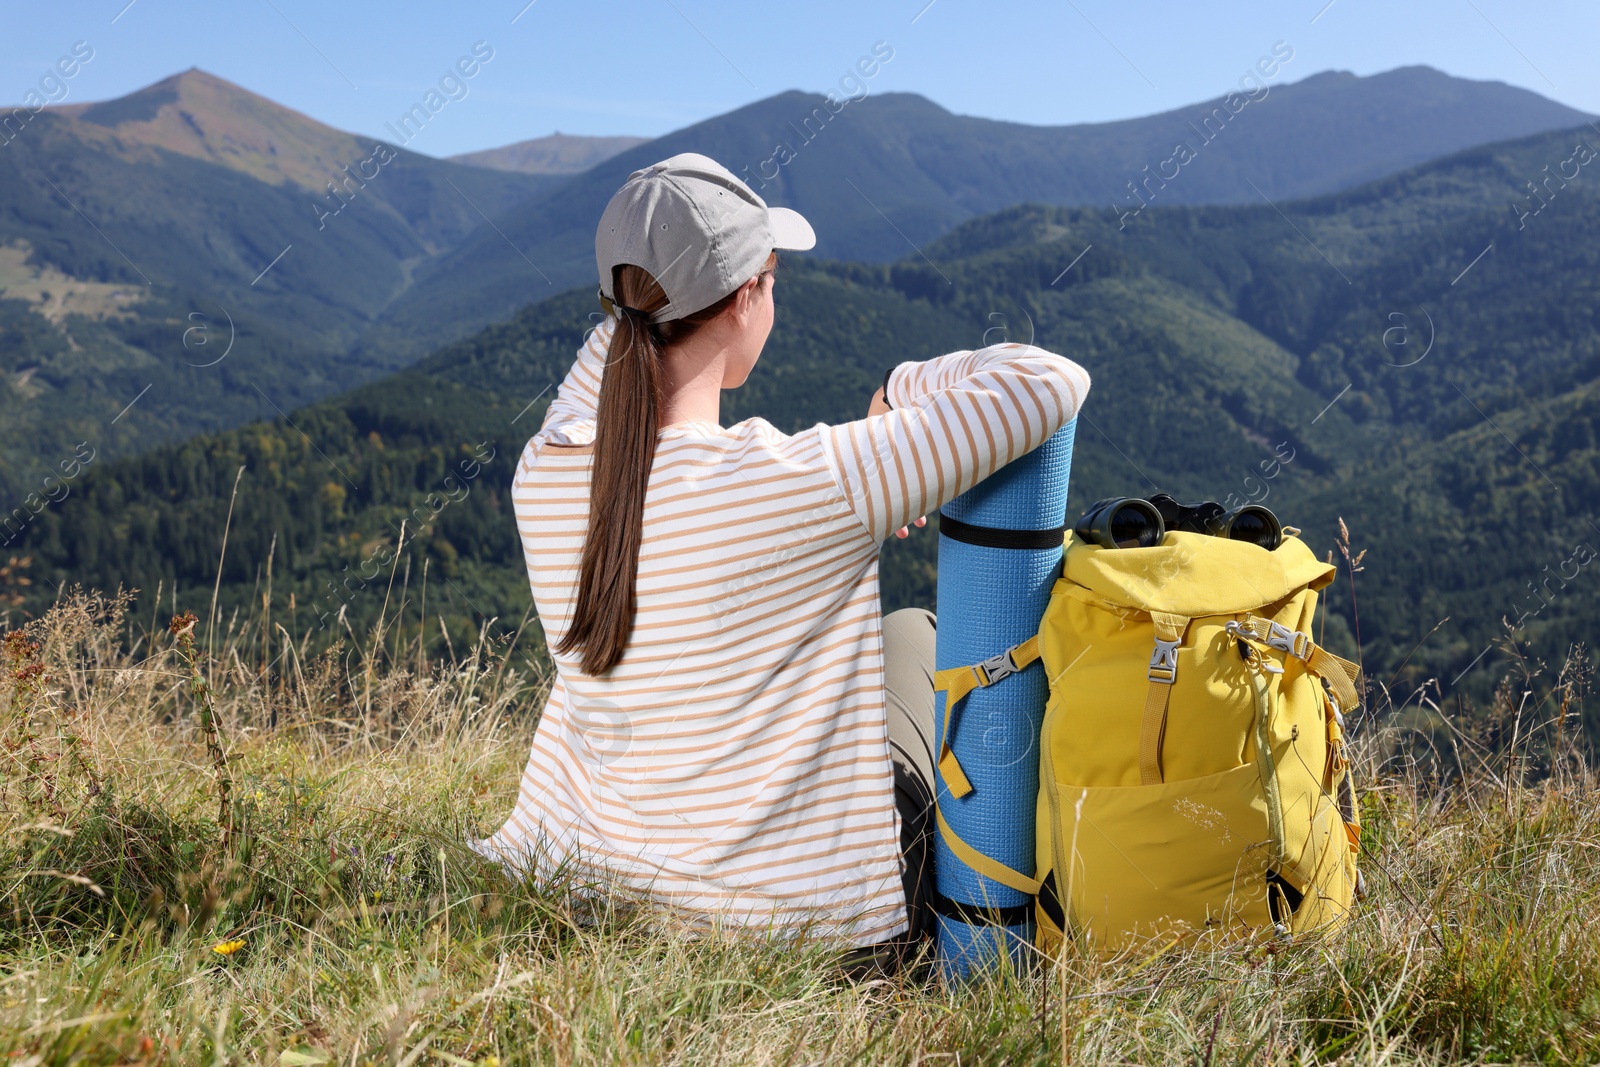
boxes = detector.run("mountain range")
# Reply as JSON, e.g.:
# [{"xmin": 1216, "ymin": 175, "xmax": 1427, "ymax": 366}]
[
  {"xmin": 367, "ymin": 64, "xmax": 1596, "ymax": 359},
  {"xmin": 0, "ymin": 64, "xmax": 1590, "ymax": 505},
  {"xmin": 0, "ymin": 69, "xmax": 555, "ymax": 501}
]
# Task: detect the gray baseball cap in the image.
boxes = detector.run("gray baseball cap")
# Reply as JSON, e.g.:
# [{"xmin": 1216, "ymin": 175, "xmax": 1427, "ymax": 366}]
[{"xmin": 596, "ymin": 153, "xmax": 816, "ymax": 322}]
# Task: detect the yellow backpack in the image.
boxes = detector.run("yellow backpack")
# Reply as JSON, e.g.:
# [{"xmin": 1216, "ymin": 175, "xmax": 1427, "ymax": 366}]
[{"xmin": 934, "ymin": 531, "xmax": 1363, "ymax": 955}]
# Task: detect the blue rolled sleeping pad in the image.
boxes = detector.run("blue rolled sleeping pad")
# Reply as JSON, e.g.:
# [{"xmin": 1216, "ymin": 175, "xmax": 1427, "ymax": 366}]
[{"xmin": 933, "ymin": 419, "xmax": 1076, "ymax": 980}]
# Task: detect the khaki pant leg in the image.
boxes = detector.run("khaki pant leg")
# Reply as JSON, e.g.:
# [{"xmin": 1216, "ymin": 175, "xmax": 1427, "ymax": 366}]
[
  {"xmin": 841, "ymin": 608, "xmax": 939, "ymax": 980},
  {"xmin": 884, "ymin": 607, "xmax": 937, "ymax": 955},
  {"xmin": 883, "ymin": 606, "xmax": 937, "ymax": 788}
]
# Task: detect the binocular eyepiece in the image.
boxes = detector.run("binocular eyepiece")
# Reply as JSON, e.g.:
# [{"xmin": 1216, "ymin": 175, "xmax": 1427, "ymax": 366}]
[
  {"xmin": 1073, "ymin": 497, "xmax": 1164, "ymax": 549},
  {"xmin": 1073, "ymin": 493, "xmax": 1283, "ymax": 551}
]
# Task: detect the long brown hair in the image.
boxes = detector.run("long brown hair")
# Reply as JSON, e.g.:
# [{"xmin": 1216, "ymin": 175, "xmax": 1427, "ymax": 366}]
[{"xmin": 558, "ymin": 253, "xmax": 777, "ymax": 675}]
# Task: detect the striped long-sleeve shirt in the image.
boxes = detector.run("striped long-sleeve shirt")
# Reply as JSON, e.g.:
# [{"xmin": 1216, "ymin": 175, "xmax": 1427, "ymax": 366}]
[{"xmin": 475, "ymin": 317, "xmax": 1089, "ymax": 946}]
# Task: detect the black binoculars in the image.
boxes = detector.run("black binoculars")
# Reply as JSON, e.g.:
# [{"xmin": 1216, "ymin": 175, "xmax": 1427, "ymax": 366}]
[{"xmin": 1073, "ymin": 493, "xmax": 1283, "ymax": 551}]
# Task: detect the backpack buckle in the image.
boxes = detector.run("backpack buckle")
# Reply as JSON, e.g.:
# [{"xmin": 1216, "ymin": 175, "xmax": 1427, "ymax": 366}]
[
  {"xmin": 976, "ymin": 649, "xmax": 1019, "ymax": 686},
  {"xmin": 1266, "ymin": 621, "xmax": 1312, "ymax": 660},
  {"xmin": 1148, "ymin": 638, "xmax": 1180, "ymax": 684},
  {"xmin": 1224, "ymin": 618, "xmax": 1259, "ymax": 643}
]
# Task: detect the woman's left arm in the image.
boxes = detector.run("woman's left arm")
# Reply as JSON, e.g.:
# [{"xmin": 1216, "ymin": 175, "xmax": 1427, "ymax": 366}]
[{"xmin": 823, "ymin": 343, "xmax": 1089, "ymax": 543}]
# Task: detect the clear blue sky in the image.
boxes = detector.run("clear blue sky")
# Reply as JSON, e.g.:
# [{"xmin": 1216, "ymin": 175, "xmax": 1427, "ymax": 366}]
[{"xmin": 3, "ymin": 0, "xmax": 1596, "ymax": 158}]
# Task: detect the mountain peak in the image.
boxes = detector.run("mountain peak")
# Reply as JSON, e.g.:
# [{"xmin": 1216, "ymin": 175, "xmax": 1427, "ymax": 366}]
[
  {"xmin": 53, "ymin": 68, "xmax": 371, "ymax": 191},
  {"xmin": 60, "ymin": 68, "xmax": 267, "ymax": 126},
  {"xmin": 1280, "ymin": 63, "xmax": 1594, "ymax": 118}
]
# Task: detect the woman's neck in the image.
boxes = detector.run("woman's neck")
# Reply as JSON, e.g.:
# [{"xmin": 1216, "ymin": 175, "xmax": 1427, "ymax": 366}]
[{"xmin": 659, "ymin": 335, "xmax": 729, "ymax": 428}]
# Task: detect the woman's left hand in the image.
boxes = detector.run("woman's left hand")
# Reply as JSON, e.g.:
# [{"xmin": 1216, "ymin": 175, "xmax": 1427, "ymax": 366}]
[{"xmin": 894, "ymin": 515, "xmax": 927, "ymax": 540}]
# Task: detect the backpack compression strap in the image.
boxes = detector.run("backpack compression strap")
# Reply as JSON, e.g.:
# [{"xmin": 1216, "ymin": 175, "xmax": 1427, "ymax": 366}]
[
  {"xmin": 1237, "ymin": 614, "xmax": 1362, "ymax": 712},
  {"xmin": 1138, "ymin": 613, "xmax": 1191, "ymax": 785},
  {"xmin": 1140, "ymin": 614, "xmax": 1364, "ymax": 785}
]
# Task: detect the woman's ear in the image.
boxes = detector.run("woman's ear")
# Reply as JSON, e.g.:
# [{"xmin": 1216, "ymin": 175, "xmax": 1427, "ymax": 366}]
[{"xmin": 732, "ymin": 273, "xmax": 762, "ymax": 321}]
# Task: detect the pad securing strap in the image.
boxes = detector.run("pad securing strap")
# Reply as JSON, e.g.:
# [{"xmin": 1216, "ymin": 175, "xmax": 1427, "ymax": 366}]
[
  {"xmin": 934, "ymin": 804, "xmax": 1043, "ymax": 896},
  {"xmin": 928, "ymin": 634, "xmax": 1047, "ymax": 897},
  {"xmin": 932, "ymin": 895, "xmax": 1035, "ymax": 928},
  {"xmin": 938, "ymin": 513, "xmax": 1067, "ymax": 550},
  {"xmin": 932, "ymin": 635, "xmax": 1041, "ymax": 799}
]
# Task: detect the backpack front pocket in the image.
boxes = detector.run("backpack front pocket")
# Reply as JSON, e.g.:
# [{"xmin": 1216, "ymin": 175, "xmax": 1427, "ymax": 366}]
[{"xmin": 1051, "ymin": 762, "xmax": 1280, "ymax": 950}]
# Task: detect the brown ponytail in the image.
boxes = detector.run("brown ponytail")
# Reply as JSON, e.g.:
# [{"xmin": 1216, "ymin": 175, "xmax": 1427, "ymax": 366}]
[{"xmin": 558, "ymin": 254, "xmax": 777, "ymax": 675}]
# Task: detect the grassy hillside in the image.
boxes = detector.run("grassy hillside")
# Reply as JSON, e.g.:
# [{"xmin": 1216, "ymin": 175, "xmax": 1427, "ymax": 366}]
[{"xmin": 2, "ymin": 594, "xmax": 1595, "ymax": 1063}]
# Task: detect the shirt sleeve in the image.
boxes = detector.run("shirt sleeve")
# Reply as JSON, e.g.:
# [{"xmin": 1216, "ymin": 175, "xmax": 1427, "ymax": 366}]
[
  {"xmin": 538, "ymin": 317, "xmax": 616, "ymax": 441},
  {"xmin": 820, "ymin": 344, "xmax": 1090, "ymax": 542}
]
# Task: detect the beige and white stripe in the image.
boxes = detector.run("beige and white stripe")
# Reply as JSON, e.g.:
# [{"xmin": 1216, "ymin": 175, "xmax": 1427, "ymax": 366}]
[{"xmin": 475, "ymin": 317, "xmax": 1089, "ymax": 946}]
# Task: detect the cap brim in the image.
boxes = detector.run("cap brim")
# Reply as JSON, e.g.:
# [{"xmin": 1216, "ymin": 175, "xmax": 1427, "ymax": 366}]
[{"xmin": 769, "ymin": 207, "xmax": 816, "ymax": 251}]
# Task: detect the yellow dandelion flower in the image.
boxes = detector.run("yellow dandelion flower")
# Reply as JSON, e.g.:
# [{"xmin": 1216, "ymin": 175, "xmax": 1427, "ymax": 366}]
[{"xmin": 211, "ymin": 939, "xmax": 246, "ymax": 956}]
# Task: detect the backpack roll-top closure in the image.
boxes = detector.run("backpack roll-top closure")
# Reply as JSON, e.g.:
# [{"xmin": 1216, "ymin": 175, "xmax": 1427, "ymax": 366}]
[{"xmin": 1060, "ymin": 530, "xmax": 1336, "ymax": 618}]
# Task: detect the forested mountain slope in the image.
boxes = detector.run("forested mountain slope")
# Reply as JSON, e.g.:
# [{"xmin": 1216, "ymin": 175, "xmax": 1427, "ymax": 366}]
[
  {"xmin": 0, "ymin": 70, "xmax": 553, "ymax": 499},
  {"xmin": 10, "ymin": 120, "xmax": 1600, "ymax": 711}
]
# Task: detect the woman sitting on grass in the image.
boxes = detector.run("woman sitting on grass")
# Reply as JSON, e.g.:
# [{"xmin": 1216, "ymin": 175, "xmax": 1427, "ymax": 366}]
[{"xmin": 473, "ymin": 153, "xmax": 1089, "ymax": 971}]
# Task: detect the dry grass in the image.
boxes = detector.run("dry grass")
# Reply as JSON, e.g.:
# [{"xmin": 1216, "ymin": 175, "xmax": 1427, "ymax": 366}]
[{"xmin": 1, "ymin": 589, "xmax": 1597, "ymax": 1065}]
